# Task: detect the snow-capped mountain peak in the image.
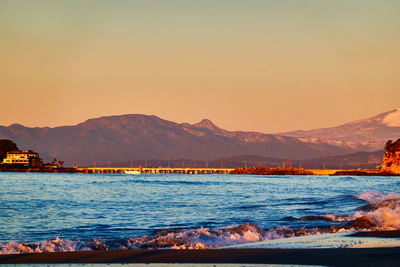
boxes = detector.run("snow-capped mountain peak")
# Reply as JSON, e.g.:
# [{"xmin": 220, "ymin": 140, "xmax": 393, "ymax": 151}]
[
  {"xmin": 382, "ymin": 108, "xmax": 400, "ymax": 127},
  {"xmin": 278, "ymin": 108, "xmax": 400, "ymax": 143}
]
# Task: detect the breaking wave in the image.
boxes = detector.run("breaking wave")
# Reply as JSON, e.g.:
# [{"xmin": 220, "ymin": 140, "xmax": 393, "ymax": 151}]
[
  {"xmin": 354, "ymin": 191, "xmax": 400, "ymax": 228},
  {"xmin": 298, "ymin": 191, "xmax": 400, "ymax": 229},
  {"xmin": 0, "ymin": 223, "xmax": 349, "ymax": 254},
  {"xmin": 2, "ymin": 191, "xmax": 400, "ymax": 255}
]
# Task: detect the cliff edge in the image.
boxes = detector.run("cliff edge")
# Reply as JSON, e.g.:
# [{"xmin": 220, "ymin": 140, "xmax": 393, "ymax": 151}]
[{"xmin": 381, "ymin": 139, "xmax": 400, "ymax": 173}]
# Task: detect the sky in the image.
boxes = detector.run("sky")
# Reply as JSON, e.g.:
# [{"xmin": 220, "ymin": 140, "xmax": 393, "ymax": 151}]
[{"xmin": 1, "ymin": 0, "xmax": 400, "ymax": 133}]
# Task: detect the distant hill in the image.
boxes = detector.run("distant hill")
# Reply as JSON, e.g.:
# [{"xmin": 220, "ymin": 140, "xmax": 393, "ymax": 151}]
[
  {"xmin": 299, "ymin": 150, "xmax": 384, "ymax": 170},
  {"xmin": 276, "ymin": 108, "xmax": 400, "ymax": 155},
  {"xmin": 0, "ymin": 114, "xmax": 352, "ymax": 166},
  {"xmin": 279, "ymin": 108, "xmax": 400, "ymax": 143},
  {"xmin": 110, "ymin": 150, "xmax": 385, "ymax": 170}
]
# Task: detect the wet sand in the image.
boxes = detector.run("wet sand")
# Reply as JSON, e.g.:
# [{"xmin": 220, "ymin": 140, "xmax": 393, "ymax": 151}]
[
  {"xmin": 351, "ymin": 230, "xmax": 400, "ymax": 238},
  {"xmin": 1, "ymin": 247, "xmax": 400, "ymax": 265},
  {"xmin": 225, "ymin": 232, "xmax": 400, "ymax": 249}
]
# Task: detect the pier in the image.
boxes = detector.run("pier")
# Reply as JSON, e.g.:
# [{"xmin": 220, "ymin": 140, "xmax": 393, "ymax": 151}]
[{"xmin": 83, "ymin": 167, "xmax": 235, "ymax": 174}]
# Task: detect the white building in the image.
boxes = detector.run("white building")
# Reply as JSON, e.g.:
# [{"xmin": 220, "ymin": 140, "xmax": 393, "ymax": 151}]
[{"xmin": 2, "ymin": 150, "xmax": 41, "ymax": 167}]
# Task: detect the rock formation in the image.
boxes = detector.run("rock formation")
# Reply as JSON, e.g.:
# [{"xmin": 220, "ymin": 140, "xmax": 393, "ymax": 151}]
[{"xmin": 381, "ymin": 139, "xmax": 400, "ymax": 173}]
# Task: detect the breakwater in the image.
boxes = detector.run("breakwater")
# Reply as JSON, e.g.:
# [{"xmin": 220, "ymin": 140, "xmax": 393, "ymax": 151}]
[{"xmin": 82, "ymin": 167, "xmax": 234, "ymax": 174}]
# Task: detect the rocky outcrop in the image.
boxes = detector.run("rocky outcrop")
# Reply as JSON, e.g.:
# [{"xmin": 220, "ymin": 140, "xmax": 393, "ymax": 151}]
[
  {"xmin": 381, "ymin": 139, "xmax": 400, "ymax": 174},
  {"xmin": 381, "ymin": 151, "xmax": 400, "ymax": 173},
  {"xmin": 346, "ymin": 216, "xmax": 377, "ymax": 228}
]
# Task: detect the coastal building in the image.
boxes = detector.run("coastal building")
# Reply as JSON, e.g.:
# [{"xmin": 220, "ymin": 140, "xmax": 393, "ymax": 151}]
[{"xmin": 2, "ymin": 150, "xmax": 42, "ymax": 167}]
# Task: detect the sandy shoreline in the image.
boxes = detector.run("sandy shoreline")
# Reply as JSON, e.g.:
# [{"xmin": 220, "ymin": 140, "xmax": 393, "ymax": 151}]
[
  {"xmin": 351, "ymin": 230, "xmax": 400, "ymax": 238},
  {"xmin": 225, "ymin": 231, "xmax": 400, "ymax": 249},
  {"xmin": 1, "ymin": 247, "xmax": 400, "ymax": 265},
  {"xmin": 2, "ymin": 231, "xmax": 400, "ymax": 265}
]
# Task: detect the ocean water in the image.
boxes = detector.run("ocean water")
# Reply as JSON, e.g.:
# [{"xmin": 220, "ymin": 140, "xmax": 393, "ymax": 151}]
[{"xmin": 1, "ymin": 172, "xmax": 400, "ymax": 253}]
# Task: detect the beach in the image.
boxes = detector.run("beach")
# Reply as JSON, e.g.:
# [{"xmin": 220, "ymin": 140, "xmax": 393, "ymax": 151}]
[
  {"xmin": 2, "ymin": 247, "xmax": 400, "ymax": 265},
  {"xmin": 1, "ymin": 248, "xmax": 399, "ymax": 265}
]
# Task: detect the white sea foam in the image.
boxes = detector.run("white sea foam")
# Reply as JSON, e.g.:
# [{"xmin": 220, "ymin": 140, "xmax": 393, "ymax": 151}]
[
  {"xmin": 357, "ymin": 191, "xmax": 400, "ymax": 203},
  {"xmin": 295, "ymin": 191, "xmax": 400, "ymax": 232},
  {"xmin": 0, "ymin": 237, "xmax": 90, "ymax": 255},
  {"xmin": 317, "ymin": 192, "xmax": 400, "ymax": 229},
  {"xmin": 123, "ymin": 223, "xmax": 297, "ymax": 250},
  {"xmin": 354, "ymin": 191, "xmax": 400, "ymax": 228},
  {"xmin": 0, "ymin": 222, "xmax": 354, "ymax": 255},
  {"xmin": 0, "ymin": 224, "xmax": 304, "ymax": 254}
]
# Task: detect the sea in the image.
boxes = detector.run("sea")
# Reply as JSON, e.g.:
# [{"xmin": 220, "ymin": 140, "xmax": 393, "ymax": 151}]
[{"xmin": 1, "ymin": 172, "xmax": 400, "ymax": 253}]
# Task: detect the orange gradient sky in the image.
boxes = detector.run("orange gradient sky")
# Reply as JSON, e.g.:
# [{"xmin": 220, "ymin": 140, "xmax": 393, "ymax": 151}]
[{"xmin": 1, "ymin": 1, "xmax": 400, "ymax": 132}]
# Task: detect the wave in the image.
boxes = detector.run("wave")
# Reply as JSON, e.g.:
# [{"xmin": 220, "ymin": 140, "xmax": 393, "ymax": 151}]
[
  {"xmin": 298, "ymin": 191, "xmax": 400, "ymax": 228},
  {"xmin": 355, "ymin": 191, "xmax": 400, "ymax": 228},
  {"xmin": 2, "ymin": 191, "xmax": 400, "ymax": 255},
  {"xmin": 0, "ymin": 223, "xmax": 344, "ymax": 254},
  {"xmin": 0, "ymin": 237, "xmax": 91, "ymax": 254}
]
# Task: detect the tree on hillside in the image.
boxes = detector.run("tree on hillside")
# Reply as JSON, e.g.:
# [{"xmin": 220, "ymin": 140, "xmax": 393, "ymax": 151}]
[
  {"xmin": 394, "ymin": 138, "xmax": 400, "ymax": 150},
  {"xmin": 385, "ymin": 140, "xmax": 394, "ymax": 151},
  {"xmin": 385, "ymin": 138, "xmax": 400, "ymax": 153},
  {"xmin": 0, "ymin": 139, "xmax": 19, "ymax": 161},
  {"xmin": 58, "ymin": 160, "xmax": 64, "ymax": 168}
]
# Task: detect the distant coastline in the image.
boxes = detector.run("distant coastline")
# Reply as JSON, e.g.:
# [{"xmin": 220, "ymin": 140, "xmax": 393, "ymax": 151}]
[
  {"xmin": 2, "ymin": 166, "xmax": 399, "ymax": 176},
  {"xmin": 1, "ymin": 138, "xmax": 399, "ymax": 176},
  {"xmin": 0, "ymin": 166, "xmax": 84, "ymax": 173}
]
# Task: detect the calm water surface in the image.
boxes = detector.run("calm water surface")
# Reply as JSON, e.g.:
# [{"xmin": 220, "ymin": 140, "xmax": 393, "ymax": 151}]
[{"xmin": 1, "ymin": 172, "xmax": 400, "ymax": 249}]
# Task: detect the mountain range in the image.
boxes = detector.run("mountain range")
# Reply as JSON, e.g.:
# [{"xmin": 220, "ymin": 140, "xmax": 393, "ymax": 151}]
[
  {"xmin": 0, "ymin": 108, "xmax": 399, "ymax": 167},
  {"xmin": 279, "ymin": 108, "xmax": 400, "ymax": 150}
]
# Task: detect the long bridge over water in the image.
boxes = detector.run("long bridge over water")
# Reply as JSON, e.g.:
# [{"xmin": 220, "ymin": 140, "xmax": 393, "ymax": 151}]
[
  {"xmin": 80, "ymin": 167, "xmax": 383, "ymax": 176},
  {"xmin": 83, "ymin": 167, "xmax": 235, "ymax": 174}
]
